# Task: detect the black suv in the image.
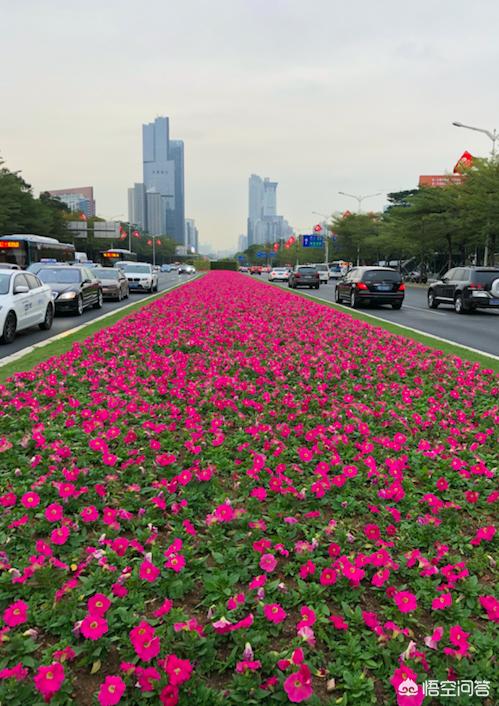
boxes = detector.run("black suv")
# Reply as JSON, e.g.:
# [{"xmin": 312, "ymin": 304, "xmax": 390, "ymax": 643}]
[
  {"xmin": 334, "ymin": 267, "xmax": 405, "ymax": 309},
  {"xmin": 427, "ymin": 267, "xmax": 499, "ymax": 314},
  {"xmin": 288, "ymin": 266, "xmax": 320, "ymax": 289}
]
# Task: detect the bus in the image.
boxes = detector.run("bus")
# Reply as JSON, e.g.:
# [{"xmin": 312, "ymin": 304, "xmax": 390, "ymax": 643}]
[
  {"xmin": 100, "ymin": 248, "xmax": 137, "ymax": 265},
  {"xmin": 0, "ymin": 234, "xmax": 75, "ymax": 269}
]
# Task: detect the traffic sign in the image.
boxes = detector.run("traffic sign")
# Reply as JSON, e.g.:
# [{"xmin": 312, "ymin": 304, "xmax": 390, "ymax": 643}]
[{"xmin": 302, "ymin": 234, "xmax": 324, "ymax": 248}]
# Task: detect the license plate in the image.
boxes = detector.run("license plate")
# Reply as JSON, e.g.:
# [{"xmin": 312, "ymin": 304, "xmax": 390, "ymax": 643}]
[
  {"xmin": 376, "ymin": 285, "xmax": 391, "ymax": 291},
  {"xmin": 490, "ymin": 298, "xmax": 499, "ymax": 305}
]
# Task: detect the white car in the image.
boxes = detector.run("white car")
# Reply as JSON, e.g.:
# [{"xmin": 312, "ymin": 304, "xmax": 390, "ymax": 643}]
[
  {"xmin": 114, "ymin": 261, "xmax": 158, "ymax": 293},
  {"xmin": 268, "ymin": 267, "xmax": 290, "ymax": 282},
  {"xmin": 312, "ymin": 264, "xmax": 330, "ymax": 283},
  {"xmin": 0, "ymin": 270, "xmax": 54, "ymax": 344}
]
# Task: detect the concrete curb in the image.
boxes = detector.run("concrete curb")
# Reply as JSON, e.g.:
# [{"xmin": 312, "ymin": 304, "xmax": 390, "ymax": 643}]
[{"xmin": 0, "ymin": 276, "xmax": 198, "ymax": 369}]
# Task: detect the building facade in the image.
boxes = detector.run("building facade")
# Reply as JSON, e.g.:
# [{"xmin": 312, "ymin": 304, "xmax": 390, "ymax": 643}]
[
  {"xmin": 169, "ymin": 140, "xmax": 185, "ymax": 245},
  {"xmin": 127, "ymin": 183, "xmax": 147, "ymax": 232},
  {"xmin": 48, "ymin": 186, "xmax": 96, "ymax": 218},
  {"xmin": 246, "ymin": 175, "xmax": 291, "ymax": 246},
  {"xmin": 185, "ymin": 218, "xmax": 199, "ymax": 254}
]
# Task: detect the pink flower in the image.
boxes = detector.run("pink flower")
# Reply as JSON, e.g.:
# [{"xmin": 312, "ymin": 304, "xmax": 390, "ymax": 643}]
[
  {"xmin": 319, "ymin": 568, "xmax": 337, "ymax": 586},
  {"xmin": 259, "ymin": 553, "xmax": 277, "ymax": 572},
  {"xmin": 139, "ymin": 559, "xmax": 160, "ymax": 582},
  {"xmin": 21, "ymin": 491, "xmax": 40, "ymax": 509},
  {"xmin": 153, "ymin": 598, "xmax": 173, "ymax": 618},
  {"xmin": 479, "ymin": 595, "xmax": 499, "ymax": 623},
  {"xmin": 159, "ymin": 685, "xmax": 179, "ymax": 705},
  {"xmin": 424, "ymin": 626, "xmax": 444, "ymax": 649},
  {"xmin": 164, "ymin": 554, "xmax": 186, "ymax": 572},
  {"xmin": 3, "ymin": 600, "xmax": 28, "ymax": 627},
  {"xmin": 213, "ymin": 502, "xmax": 235, "ymax": 523},
  {"xmin": 80, "ymin": 505, "xmax": 99, "ymax": 523},
  {"xmin": 80, "ymin": 614, "xmax": 109, "ymax": 640},
  {"xmin": 88, "ymin": 594, "xmax": 111, "ymax": 615},
  {"xmin": 236, "ymin": 659, "xmax": 262, "ymax": 673},
  {"xmin": 45, "ymin": 503, "xmax": 63, "ymax": 522},
  {"xmin": 431, "ymin": 593, "xmax": 452, "ymax": 610},
  {"xmin": 283, "ymin": 664, "xmax": 313, "ymax": 703},
  {"xmin": 98, "ymin": 675, "xmax": 126, "ymax": 705},
  {"xmin": 50, "ymin": 526, "xmax": 70, "ymax": 545},
  {"xmin": 34, "ymin": 662, "xmax": 65, "ymax": 702},
  {"xmin": 393, "ymin": 591, "xmax": 418, "ymax": 613},
  {"xmin": 329, "ymin": 614, "xmax": 348, "ymax": 630},
  {"xmin": 470, "ymin": 525, "xmax": 496, "ymax": 546},
  {"xmin": 263, "ymin": 603, "xmax": 287, "ymax": 624},
  {"xmin": 162, "ymin": 654, "xmax": 193, "ymax": 685},
  {"xmin": 0, "ymin": 662, "xmax": 29, "ymax": 681}
]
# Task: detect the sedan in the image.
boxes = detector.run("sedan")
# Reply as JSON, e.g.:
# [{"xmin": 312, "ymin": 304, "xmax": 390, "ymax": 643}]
[
  {"xmin": 36, "ymin": 266, "xmax": 103, "ymax": 315},
  {"xmin": 0, "ymin": 271, "xmax": 54, "ymax": 344},
  {"xmin": 92, "ymin": 267, "xmax": 129, "ymax": 301},
  {"xmin": 268, "ymin": 268, "xmax": 290, "ymax": 282},
  {"xmin": 335, "ymin": 267, "xmax": 405, "ymax": 309},
  {"xmin": 288, "ymin": 266, "xmax": 320, "ymax": 289}
]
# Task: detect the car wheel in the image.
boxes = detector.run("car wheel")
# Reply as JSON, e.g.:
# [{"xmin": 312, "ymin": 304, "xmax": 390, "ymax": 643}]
[
  {"xmin": 315, "ymin": 284, "xmax": 320, "ymax": 289},
  {"xmin": 93, "ymin": 290, "xmax": 103, "ymax": 309},
  {"xmin": 350, "ymin": 290, "xmax": 358, "ymax": 308},
  {"xmin": 124, "ymin": 289, "xmax": 129, "ymax": 299},
  {"xmin": 1, "ymin": 311, "xmax": 17, "ymax": 344},
  {"xmin": 76, "ymin": 296, "xmax": 84, "ymax": 316},
  {"xmin": 392, "ymin": 301, "xmax": 403, "ymax": 310},
  {"xmin": 427, "ymin": 290, "xmax": 439, "ymax": 309},
  {"xmin": 39, "ymin": 303, "xmax": 54, "ymax": 330},
  {"xmin": 454, "ymin": 294, "xmax": 468, "ymax": 314},
  {"xmin": 334, "ymin": 287, "xmax": 341, "ymax": 303}
]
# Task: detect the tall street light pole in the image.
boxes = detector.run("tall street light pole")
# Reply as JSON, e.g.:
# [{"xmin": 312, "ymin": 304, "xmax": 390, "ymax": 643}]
[
  {"xmin": 452, "ymin": 121, "xmax": 498, "ymax": 159},
  {"xmin": 312, "ymin": 211, "xmax": 331, "ymax": 265},
  {"xmin": 337, "ymin": 192, "xmax": 382, "ymax": 265}
]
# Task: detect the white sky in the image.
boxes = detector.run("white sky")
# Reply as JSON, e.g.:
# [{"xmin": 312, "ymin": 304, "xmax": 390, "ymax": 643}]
[{"xmin": 2, "ymin": 0, "xmax": 499, "ymax": 249}]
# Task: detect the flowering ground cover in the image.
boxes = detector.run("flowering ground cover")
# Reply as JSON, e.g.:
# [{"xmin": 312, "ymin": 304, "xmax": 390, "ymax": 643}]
[{"xmin": 0, "ymin": 271, "xmax": 497, "ymax": 706}]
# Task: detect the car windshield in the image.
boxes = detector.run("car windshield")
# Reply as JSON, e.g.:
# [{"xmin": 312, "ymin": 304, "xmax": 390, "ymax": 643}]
[
  {"xmin": 119, "ymin": 264, "xmax": 151, "ymax": 273},
  {"xmin": 315, "ymin": 265, "xmax": 327, "ymax": 271},
  {"xmin": 363, "ymin": 269, "xmax": 400, "ymax": 282},
  {"xmin": 297, "ymin": 267, "xmax": 316, "ymax": 273},
  {"xmin": 0, "ymin": 273, "xmax": 11, "ymax": 295},
  {"xmin": 37, "ymin": 268, "xmax": 81, "ymax": 284},
  {"xmin": 473, "ymin": 270, "xmax": 499, "ymax": 284},
  {"xmin": 93, "ymin": 269, "xmax": 119, "ymax": 280}
]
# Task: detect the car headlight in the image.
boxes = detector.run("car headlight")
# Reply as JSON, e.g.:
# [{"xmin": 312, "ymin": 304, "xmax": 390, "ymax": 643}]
[
  {"xmin": 50, "ymin": 291, "xmax": 58, "ymax": 299},
  {"xmin": 57, "ymin": 291, "xmax": 77, "ymax": 300}
]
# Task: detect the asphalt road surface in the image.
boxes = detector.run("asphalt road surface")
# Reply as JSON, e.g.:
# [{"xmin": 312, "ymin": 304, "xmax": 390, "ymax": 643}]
[
  {"xmin": 268, "ymin": 277, "xmax": 499, "ymax": 357},
  {"xmin": 0, "ymin": 272, "xmax": 191, "ymax": 360}
]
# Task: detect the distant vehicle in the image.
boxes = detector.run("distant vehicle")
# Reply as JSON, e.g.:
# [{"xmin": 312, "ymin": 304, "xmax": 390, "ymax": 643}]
[
  {"xmin": 335, "ymin": 266, "xmax": 405, "ymax": 309},
  {"xmin": 116, "ymin": 261, "xmax": 158, "ymax": 293},
  {"xmin": 73, "ymin": 251, "xmax": 90, "ymax": 263},
  {"xmin": 268, "ymin": 267, "xmax": 290, "ymax": 282},
  {"xmin": 0, "ymin": 234, "xmax": 75, "ymax": 269},
  {"xmin": 178, "ymin": 265, "xmax": 196, "ymax": 275},
  {"xmin": 328, "ymin": 260, "xmax": 350, "ymax": 278},
  {"xmin": 92, "ymin": 267, "xmax": 129, "ymax": 301},
  {"xmin": 152, "ymin": 265, "xmax": 160, "ymax": 273},
  {"xmin": 312, "ymin": 263, "xmax": 330, "ymax": 283},
  {"xmin": 36, "ymin": 265, "xmax": 103, "ymax": 315},
  {"xmin": 288, "ymin": 265, "xmax": 320, "ymax": 289},
  {"xmin": 101, "ymin": 248, "xmax": 137, "ymax": 265},
  {"xmin": 0, "ymin": 270, "xmax": 54, "ymax": 344},
  {"xmin": 427, "ymin": 266, "xmax": 499, "ymax": 313},
  {"xmin": 238, "ymin": 265, "xmax": 249, "ymax": 273},
  {"xmin": 160, "ymin": 264, "xmax": 171, "ymax": 272},
  {"xmin": 407, "ymin": 270, "xmax": 428, "ymax": 284},
  {"xmin": 249, "ymin": 265, "xmax": 262, "ymax": 275}
]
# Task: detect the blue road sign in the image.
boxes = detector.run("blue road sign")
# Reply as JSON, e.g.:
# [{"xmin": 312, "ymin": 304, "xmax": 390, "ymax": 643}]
[
  {"xmin": 256, "ymin": 251, "xmax": 266, "ymax": 258},
  {"xmin": 302, "ymin": 234, "xmax": 324, "ymax": 248}
]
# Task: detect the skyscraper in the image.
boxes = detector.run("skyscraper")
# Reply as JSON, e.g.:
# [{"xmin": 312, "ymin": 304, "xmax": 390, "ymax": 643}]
[
  {"xmin": 247, "ymin": 175, "xmax": 291, "ymax": 246},
  {"xmin": 48, "ymin": 186, "xmax": 96, "ymax": 217},
  {"xmin": 185, "ymin": 218, "xmax": 199, "ymax": 254},
  {"xmin": 128, "ymin": 116, "xmax": 185, "ymax": 239}
]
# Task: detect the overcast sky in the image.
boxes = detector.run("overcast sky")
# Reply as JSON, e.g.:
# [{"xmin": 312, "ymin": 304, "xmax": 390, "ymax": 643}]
[{"xmin": 2, "ymin": 0, "xmax": 499, "ymax": 249}]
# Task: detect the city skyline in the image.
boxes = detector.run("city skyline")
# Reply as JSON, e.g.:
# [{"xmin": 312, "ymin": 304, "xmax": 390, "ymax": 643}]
[{"xmin": 2, "ymin": 1, "xmax": 499, "ymax": 249}]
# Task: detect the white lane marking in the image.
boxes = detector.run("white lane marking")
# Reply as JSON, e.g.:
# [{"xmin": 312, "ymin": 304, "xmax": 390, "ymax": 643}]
[
  {"xmin": 0, "ymin": 276, "xmax": 198, "ymax": 369},
  {"xmin": 275, "ymin": 286, "xmax": 499, "ymax": 361}
]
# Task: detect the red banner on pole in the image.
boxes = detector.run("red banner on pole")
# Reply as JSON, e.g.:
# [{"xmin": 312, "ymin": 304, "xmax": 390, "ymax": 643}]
[
  {"xmin": 453, "ymin": 150, "xmax": 473, "ymax": 174},
  {"xmin": 133, "ymin": 230, "xmax": 141, "ymax": 239},
  {"xmin": 156, "ymin": 239, "xmax": 161, "ymax": 246},
  {"xmin": 147, "ymin": 239, "xmax": 152, "ymax": 245}
]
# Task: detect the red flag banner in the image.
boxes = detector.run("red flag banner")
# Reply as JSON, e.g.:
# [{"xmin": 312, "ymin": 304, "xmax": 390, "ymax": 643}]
[
  {"xmin": 156, "ymin": 239, "xmax": 161, "ymax": 246},
  {"xmin": 313, "ymin": 224, "xmax": 322, "ymax": 232},
  {"xmin": 133, "ymin": 230, "xmax": 141, "ymax": 239},
  {"xmin": 453, "ymin": 151, "xmax": 473, "ymax": 174},
  {"xmin": 273, "ymin": 242, "xmax": 279, "ymax": 251},
  {"xmin": 119, "ymin": 232, "xmax": 127, "ymax": 240},
  {"xmin": 79, "ymin": 213, "xmax": 87, "ymax": 221},
  {"xmin": 147, "ymin": 239, "xmax": 152, "ymax": 246}
]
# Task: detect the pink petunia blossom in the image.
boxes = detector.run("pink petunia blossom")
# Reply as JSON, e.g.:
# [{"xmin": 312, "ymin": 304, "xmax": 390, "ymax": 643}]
[
  {"xmin": 98, "ymin": 675, "xmax": 126, "ymax": 705},
  {"xmin": 34, "ymin": 662, "xmax": 65, "ymax": 702},
  {"xmin": 283, "ymin": 664, "xmax": 314, "ymax": 703},
  {"xmin": 393, "ymin": 591, "xmax": 418, "ymax": 613},
  {"xmin": 263, "ymin": 603, "xmax": 287, "ymax": 624},
  {"xmin": 3, "ymin": 600, "xmax": 28, "ymax": 627},
  {"xmin": 80, "ymin": 614, "xmax": 108, "ymax": 640}
]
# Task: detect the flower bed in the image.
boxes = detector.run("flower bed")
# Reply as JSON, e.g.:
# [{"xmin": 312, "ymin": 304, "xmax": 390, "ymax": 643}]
[{"xmin": 0, "ymin": 272, "xmax": 497, "ymax": 705}]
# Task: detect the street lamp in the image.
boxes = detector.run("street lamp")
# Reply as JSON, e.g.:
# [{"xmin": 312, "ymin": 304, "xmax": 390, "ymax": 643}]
[
  {"xmin": 337, "ymin": 192, "xmax": 382, "ymax": 265},
  {"xmin": 452, "ymin": 121, "xmax": 498, "ymax": 159},
  {"xmin": 337, "ymin": 191, "xmax": 382, "ymax": 213},
  {"xmin": 312, "ymin": 211, "xmax": 332, "ymax": 264}
]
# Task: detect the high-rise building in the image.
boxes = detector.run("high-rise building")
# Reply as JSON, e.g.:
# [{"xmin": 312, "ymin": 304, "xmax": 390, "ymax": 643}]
[
  {"xmin": 127, "ymin": 183, "xmax": 147, "ymax": 231},
  {"xmin": 246, "ymin": 175, "xmax": 291, "ymax": 246},
  {"xmin": 169, "ymin": 140, "xmax": 185, "ymax": 245},
  {"xmin": 238, "ymin": 234, "xmax": 248, "ymax": 251},
  {"xmin": 48, "ymin": 186, "xmax": 96, "ymax": 217},
  {"xmin": 185, "ymin": 219, "xmax": 199, "ymax": 254},
  {"xmin": 146, "ymin": 190, "xmax": 166, "ymax": 237}
]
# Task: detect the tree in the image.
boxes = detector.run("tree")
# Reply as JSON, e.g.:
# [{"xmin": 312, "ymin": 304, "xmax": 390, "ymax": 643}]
[{"xmin": 330, "ymin": 213, "xmax": 381, "ymax": 264}]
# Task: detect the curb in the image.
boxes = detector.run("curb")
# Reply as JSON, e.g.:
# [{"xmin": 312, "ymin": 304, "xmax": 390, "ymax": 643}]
[{"xmin": 0, "ymin": 277, "xmax": 198, "ymax": 369}]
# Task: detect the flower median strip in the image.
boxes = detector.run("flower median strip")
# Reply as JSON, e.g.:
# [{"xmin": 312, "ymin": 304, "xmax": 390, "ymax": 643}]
[{"xmin": 0, "ymin": 271, "xmax": 497, "ymax": 705}]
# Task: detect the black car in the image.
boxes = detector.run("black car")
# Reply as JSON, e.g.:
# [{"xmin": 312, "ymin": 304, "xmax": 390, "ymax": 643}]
[
  {"xmin": 288, "ymin": 266, "xmax": 320, "ymax": 289},
  {"xmin": 36, "ymin": 265, "xmax": 103, "ymax": 315},
  {"xmin": 92, "ymin": 267, "xmax": 129, "ymax": 301},
  {"xmin": 427, "ymin": 266, "xmax": 499, "ymax": 314},
  {"xmin": 334, "ymin": 267, "xmax": 405, "ymax": 309}
]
